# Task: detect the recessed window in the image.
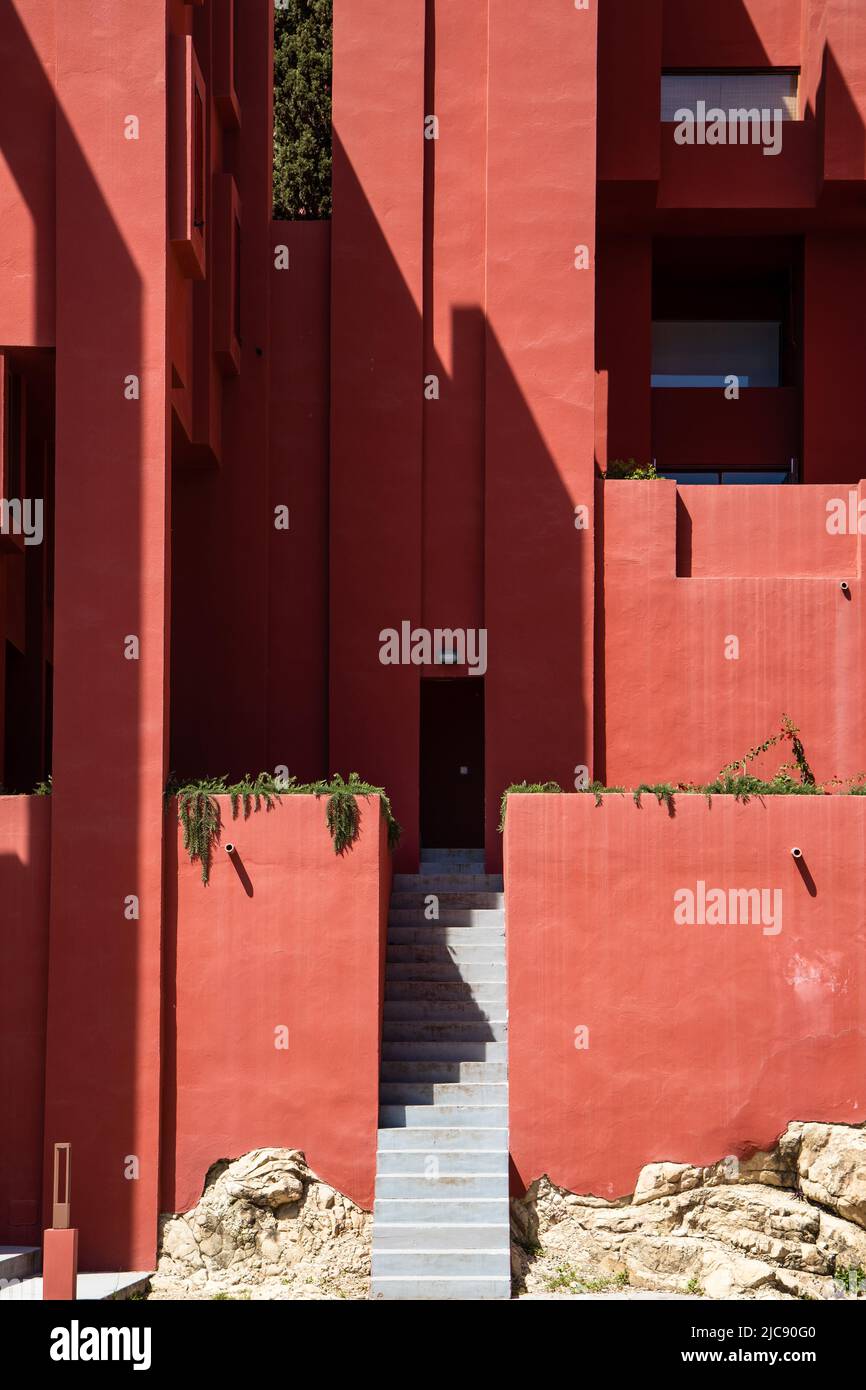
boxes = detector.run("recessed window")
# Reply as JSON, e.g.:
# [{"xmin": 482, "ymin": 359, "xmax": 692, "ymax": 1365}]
[
  {"xmin": 652, "ymin": 321, "xmax": 781, "ymax": 388},
  {"xmin": 233, "ymin": 217, "xmax": 242, "ymax": 345},
  {"xmin": 661, "ymin": 71, "xmax": 798, "ymax": 122},
  {"xmin": 659, "ymin": 469, "xmax": 793, "ymax": 486},
  {"xmin": 193, "ymin": 87, "xmax": 205, "ymax": 230},
  {"xmin": 4, "ymin": 367, "xmax": 23, "ymax": 497}
]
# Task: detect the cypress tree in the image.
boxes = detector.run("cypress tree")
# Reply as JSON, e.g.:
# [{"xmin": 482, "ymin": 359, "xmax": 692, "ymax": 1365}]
[{"xmin": 273, "ymin": 0, "xmax": 332, "ymax": 219}]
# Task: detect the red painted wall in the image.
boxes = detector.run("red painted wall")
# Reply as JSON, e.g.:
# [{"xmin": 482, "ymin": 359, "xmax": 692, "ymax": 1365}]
[
  {"xmin": 484, "ymin": 0, "xmax": 598, "ymax": 863},
  {"xmin": 803, "ymin": 236, "xmax": 866, "ymax": 484},
  {"xmin": 0, "ymin": 796, "xmax": 49, "ymax": 1249},
  {"xmin": 267, "ymin": 221, "xmax": 330, "ymax": 781},
  {"xmin": 506, "ymin": 793, "xmax": 866, "ymax": 1198},
  {"xmin": 330, "ymin": 0, "xmax": 425, "ymax": 871},
  {"xmin": 42, "ymin": 0, "xmax": 169, "ymax": 1272},
  {"xmin": 0, "ymin": 1, "xmax": 55, "ymax": 347},
  {"xmin": 599, "ymin": 481, "xmax": 866, "ymax": 787},
  {"xmin": 162, "ymin": 796, "xmax": 390, "ymax": 1215},
  {"xmin": 422, "ymin": 0, "xmax": 487, "ymax": 639}
]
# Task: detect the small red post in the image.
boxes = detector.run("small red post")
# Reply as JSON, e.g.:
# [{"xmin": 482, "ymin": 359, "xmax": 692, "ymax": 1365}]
[{"xmin": 43, "ymin": 1143, "xmax": 78, "ymax": 1300}]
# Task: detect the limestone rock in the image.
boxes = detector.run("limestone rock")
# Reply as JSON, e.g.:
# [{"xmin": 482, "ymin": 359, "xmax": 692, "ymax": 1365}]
[
  {"xmin": 513, "ymin": 1122, "xmax": 866, "ymax": 1301},
  {"xmin": 152, "ymin": 1148, "xmax": 371, "ymax": 1300},
  {"xmin": 790, "ymin": 1122, "xmax": 866, "ymax": 1230}
]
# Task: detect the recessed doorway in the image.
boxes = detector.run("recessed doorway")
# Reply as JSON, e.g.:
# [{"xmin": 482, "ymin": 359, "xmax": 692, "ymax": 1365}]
[{"xmin": 420, "ymin": 678, "xmax": 484, "ymax": 849}]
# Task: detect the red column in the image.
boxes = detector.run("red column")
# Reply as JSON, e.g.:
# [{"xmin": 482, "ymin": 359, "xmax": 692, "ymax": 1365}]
[
  {"xmin": 42, "ymin": 0, "xmax": 169, "ymax": 1271},
  {"xmin": 484, "ymin": 0, "xmax": 599, "ymax": 863},
  {"xmin": 330, "ymin": 0, "xmax": 426, "ymax": 867}
]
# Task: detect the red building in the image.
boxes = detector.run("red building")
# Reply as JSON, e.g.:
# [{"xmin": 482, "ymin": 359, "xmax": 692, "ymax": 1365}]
[{"xmin": 1, "ymin": 0, "xmax": 865, "ymax": 1292}]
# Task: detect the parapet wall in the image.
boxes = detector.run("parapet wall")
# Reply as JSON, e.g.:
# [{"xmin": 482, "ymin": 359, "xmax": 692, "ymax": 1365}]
[
  {"xmin": 505, "ymin": 793, "xmax": 866, "ymax": 1199},
  {"xmin": 600, "ymin": 481, "xmax": 866, "ymax": 786}
]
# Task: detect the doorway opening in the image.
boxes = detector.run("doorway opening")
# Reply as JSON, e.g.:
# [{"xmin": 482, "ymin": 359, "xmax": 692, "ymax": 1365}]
[{"xmin": 420, "ymin": 678, "xmax": 484, "ymax": 849}]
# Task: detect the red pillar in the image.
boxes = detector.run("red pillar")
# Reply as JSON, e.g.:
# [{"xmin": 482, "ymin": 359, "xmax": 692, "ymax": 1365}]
[
  {"xmin": 329, "ymin": 0, "xmax": 426, "ymax": 867},
  {"xmin": 484, "ymin": 0, "xmax": 599, "ymax": 862},
  {"xmin": 42, "ymin": 0, "xmax": 169, "ymax": 1271}
]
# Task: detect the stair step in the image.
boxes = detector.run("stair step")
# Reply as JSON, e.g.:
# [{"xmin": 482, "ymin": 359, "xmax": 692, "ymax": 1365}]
[
  {"xmin": 373, "ymin": 1221, "xmax": 510, "ymax": 1250},
  {"xmin": 383, "ymin": 1001, "xmax": 506, "ymax": 1023},
  {"xmin": 372, "ymin": 1249, "xmax": 511, "ymax": 1278},
  {"xmin": 382, "ymin": 1021, "xmax": 507, "ymax": 1042},
  {"xmin": 387, "ymin": 943, "xmax": 504, "ymax": 966},
  {"xmin": 380, "ymin": 1060, "xmax": 507, "ymax": 1083},
  {"xmin": 381, "ymin": 1041, "xmax": 506, "ymax": 1062},
  {"xmin": 417, "ymin": 862, "xmax": 487, "ymax": 876},
  {"xmin": 380, "ymin": 1081, "xmax": 508, "ymax": 1106},
  {"xmin": 385, "ymin": 980, "xmax": 505, "ymax": 1001},
  {"xmin": 387, "ymin": 926, "xmax": 504, "ymax": 947},
  {"xmin": 376, "ymin": 1147, "xmax": 509, "ymax": 1174},
  {"xmin": 379, "ymin": 1103, "xmax": 509, "ymax": 1128},
  {"xmin": 393, "ymin": 874, "xmax": 504, "ymax": 892},
  {"xmin": 375, "ymin": 1172, "xmax": 507, "ymax": 1199},
  {"xmin": 377, "ymin": 1125, "xmax": 508, "ymax": 1150},
  {"xmin": 386, "ymin": 961, "xmax": 505, "ymax": 982},
  {"xmin": 0, "ymin": 1247, "xmax": 39, "ymax": 1282},
  {"xmin": 389, "ymin": 908, "xmax": 505, "ymax": 928},
  {"xmin": 391, "ymin": 892, "xmax": 504, "ymax": 910},
  {"xmin": 420, "ymin": 848, "xmax": 485, "ymax": 862},
  {"xmin": 374, "ymin": 1197, "xmax": 510, "ymax": 1223},
  {"xmin": 370, "ymin": 1275, "xmax": 510, "ymax": 1300}
]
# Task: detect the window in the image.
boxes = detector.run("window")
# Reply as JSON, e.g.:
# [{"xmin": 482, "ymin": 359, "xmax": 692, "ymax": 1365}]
[
  {"xmin": 661, "ymin": 71, "xmax": 798, "ymax": 122},
  {"xmin": 169, "ymin": 35, "xmax": 207, "ymax": 278},
  {"xmin": 213, "ymin": 173, "xmax": 241, "ymax": 376},
  {"xmin": 233, "ymin": 216, "xmax": 242, "ymax": 345},
  {"xmin": 214, "ymin": 0, "xmax": 241, "ymax": 127},
  {"xmin": 193, "ymin": 86, "xmax": 205, "ymax": 231},
  {"xmin": 652, "ymin": 321, "xmax": 781, "ymax": 388},
  {"xmin": 4, "ymin": 364, "xmax": 23, "ymax": 498},
  {"xmin": 659, "ymin": 469, "xmax": 793, "ymax": 486}
]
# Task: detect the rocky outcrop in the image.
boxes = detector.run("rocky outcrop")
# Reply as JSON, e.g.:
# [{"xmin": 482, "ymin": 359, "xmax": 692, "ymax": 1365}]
[
  {"xmin": 150, "ymin": 1149, "xmax": 372, "ymax": 1300},
  {"xmin": 512, "ymin": 1122, "xmax": 866, "ymax": 1300}
]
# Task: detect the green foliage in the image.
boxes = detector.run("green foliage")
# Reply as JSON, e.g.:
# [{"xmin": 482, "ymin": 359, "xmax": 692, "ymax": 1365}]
[
  {"xmin": 33, "ymin": 776, "xmax": 52, "ymax": 796},
  {"xmin": 633, "ymin": 783, "xmax": 677, "ymax": 815},
  {"xmin": 314, "ymin": 771, "xmax": 402, "ymax": 855},
  {"xmin": 584, "ymin": 779, "xmax": 625, "ymax": 805},
  {"xmin": 498, "ymin": 781, "xmax": 562, "ymax": 832},
  {"xmin": 605, "ymin": 458, "xmax": 661, "ymax": 480},
  {"xmin": 499, "ymin": 716, "xmax": 866, "ymax": 824},
  {"xmin": 167, "ymin": 770, "xmax": 400, "ymax": 885},
  {"xmin": 541, "ymin": 1262, "xmax": 622, "ymax": 1294},
  {"xmin": 718, "ymin": 713, "xmax": 815, "ymax": 785},
  {"xmin": 698, "ymin": 772, "xmax": 823, "ymax": 803},
  {"xmin": 834, "ymin": 1265, "xmax": 864, "ymax": 1294},
  {"xmin": 273, "ymin": 0, "xmax": 332, "ymax": 219}
]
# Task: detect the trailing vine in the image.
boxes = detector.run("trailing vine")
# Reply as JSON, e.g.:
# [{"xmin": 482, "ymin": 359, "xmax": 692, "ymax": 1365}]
[
  {"xmin": 633, "ymin": 783, "xmax": 677, "ymax": 815},
  {"xmin": 498, "ymin": 716, "xmax": 866, "ymax": 827},
  {"xmin": 497, "ymin": 781, "xmax": 562, "ymax": 832},
  {"xmin": 167, "ymin": 770, "xmax": 401, "ymax": 885}
]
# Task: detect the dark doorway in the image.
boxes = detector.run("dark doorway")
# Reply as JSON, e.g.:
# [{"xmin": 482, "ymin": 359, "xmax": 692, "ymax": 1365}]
[{"xmin": 420, "ymin": 678, "xmax": 484, "ymax": 849}]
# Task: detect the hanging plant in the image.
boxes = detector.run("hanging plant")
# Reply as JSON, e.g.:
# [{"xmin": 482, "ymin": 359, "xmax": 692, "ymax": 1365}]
[{"xmin": 167, "ymin": 770, "xmax": 401, "ymax": 883}]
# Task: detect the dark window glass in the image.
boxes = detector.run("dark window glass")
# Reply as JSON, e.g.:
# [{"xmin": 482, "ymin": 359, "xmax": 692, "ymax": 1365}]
[
  {"xmin": 233, "ymin": 217, "xmax": 241, "ymax": 343},
  {"xmin": 193, "ymin": 87, "xmax": 205, "ymax": 229}
]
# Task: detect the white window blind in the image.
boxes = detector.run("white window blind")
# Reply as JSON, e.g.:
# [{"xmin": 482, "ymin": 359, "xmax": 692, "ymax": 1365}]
[
  {"xmin": 661, "ymin": 73, "xmax": 798, "ymax": 122},
  {"xmin": 652, "ymin": 321, "xmax": 781, "ymax": 388}
]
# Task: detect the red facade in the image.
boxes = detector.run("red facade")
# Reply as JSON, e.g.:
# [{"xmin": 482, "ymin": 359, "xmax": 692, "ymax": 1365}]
[{"xmin": 1, "ymin": 0, "xmax": 865, "ymax": 1273}]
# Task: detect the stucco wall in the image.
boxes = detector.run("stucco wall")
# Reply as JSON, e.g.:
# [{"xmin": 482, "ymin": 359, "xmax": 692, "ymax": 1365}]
[
  {"xmin": 162, "ymin": 795, "xmax": 391, "ymax": 1219},
  {"xmin": 505, "ymin": 793, "xmax": 866, "ymax": 1198},
  {"xmin": 0, "ymin": 796, "xmax": 50, "ymax": 1250}
]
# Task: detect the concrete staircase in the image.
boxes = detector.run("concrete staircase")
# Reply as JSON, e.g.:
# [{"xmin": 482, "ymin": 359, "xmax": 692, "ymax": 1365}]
[
  {"xmin": 370, "ymin": 848, "xmax": 510, "ymax": 1300},
  {"xmin": 0, "ymin": 1246, "xmax": 151, "ymax": 1301}
]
